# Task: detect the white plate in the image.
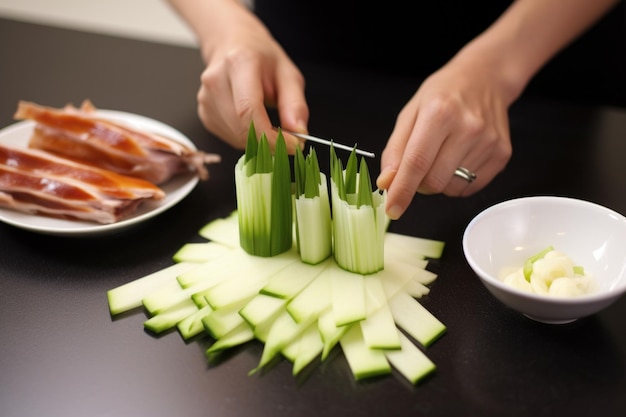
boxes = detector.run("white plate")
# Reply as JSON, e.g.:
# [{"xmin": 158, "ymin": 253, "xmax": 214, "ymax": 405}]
[{"xmin": 0, "ymin": 110, "xmax": 199, "ymax": 236}]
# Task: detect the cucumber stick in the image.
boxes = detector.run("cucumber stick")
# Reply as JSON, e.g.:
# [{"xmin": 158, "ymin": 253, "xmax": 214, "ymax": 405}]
[
  {"xmin": 173, "ymin": 241, "xmax": 235, "ymax": 264},
  {"xmin": 239, "ymin": 293, "xmax": 287, "ymax": 329},
  {"xmin": 385, "ymin": 331, "xmax": 436, "ymax": 384},
  {"xmin": 330, "ymin": 267, "xmax": 366, "ymax": 326},
  {"xmin": 144, "ymin": 298, "xmax": 199, "ymax": 334},
  {"xmin": 206, "ymin": 321, "xmax": 255, "ymax": 354},
  {"xmin": 360, "ymin": 276, "xmax": 401, "ymax": 350},
  {"xmin": 339, "ymin": 324, "xmax": 392, "ymax": 380},
  {"xmin": 107, "ymin": 262, "xmax": 196, "ymax": 315},
  {"xmin": 389, "ymin": 292, "xmax": 446, "ymax": 347},
  {"xmin": 281, "ymin": 320, "xmax": 324, "ymax": 375}
]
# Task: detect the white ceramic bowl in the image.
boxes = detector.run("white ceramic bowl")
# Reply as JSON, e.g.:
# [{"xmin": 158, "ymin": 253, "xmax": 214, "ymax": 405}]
[{"xmin": 462, "ymin": 196, "xmax": 626, "ymax": 324}]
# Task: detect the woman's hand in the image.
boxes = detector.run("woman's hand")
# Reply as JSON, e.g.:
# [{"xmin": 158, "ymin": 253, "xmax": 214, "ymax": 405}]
[
  {"xmin": 376, "ymin": 53, "xmax": 515, "ymax": 220},
  {"xmin": 169, "ymin": 0, "xmax": 309, "ymax": 152}
]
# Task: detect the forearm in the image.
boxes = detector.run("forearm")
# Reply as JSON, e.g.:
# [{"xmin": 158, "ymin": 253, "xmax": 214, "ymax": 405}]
[
  {"xmin": 453, "ymin": 0, "xmax": 620, "ymax": 103},
  {"xmin": 167, "ymin": 0, "xmax": 265, "ymax": 62}
]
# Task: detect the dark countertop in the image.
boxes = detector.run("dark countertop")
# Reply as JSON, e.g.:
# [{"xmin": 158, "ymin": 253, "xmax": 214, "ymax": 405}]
[{"xmin": 1, "ymin": 18, "xmax": 625, "ymax": 417}]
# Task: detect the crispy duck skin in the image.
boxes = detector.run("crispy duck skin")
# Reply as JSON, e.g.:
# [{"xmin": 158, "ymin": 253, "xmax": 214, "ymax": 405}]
[
  {"xmin": 0, "ymin": 144, "xmax": 165, "ymax": 224},
  {"xmin": 14, "ymin": 100, "xmax": 221, "ymax": 184}
]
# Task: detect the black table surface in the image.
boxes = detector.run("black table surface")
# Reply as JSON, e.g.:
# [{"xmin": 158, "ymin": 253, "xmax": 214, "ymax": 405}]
[{"xmin": 1, "ymin": 18, "xmax": 625, "ymax": 417}]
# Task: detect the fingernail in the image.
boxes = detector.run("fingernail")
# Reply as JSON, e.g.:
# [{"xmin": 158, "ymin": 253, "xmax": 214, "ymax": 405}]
[
  {"xmin": 387, "ymin": 205, "xmax": 403, "ymax": 220},
  {"xmin": 294, "ymin": 119, "xmax": 307, "ymax": 134},
  {"xmin": 376, "ymin": 168, "xmax": 396, "ymax": 190}
]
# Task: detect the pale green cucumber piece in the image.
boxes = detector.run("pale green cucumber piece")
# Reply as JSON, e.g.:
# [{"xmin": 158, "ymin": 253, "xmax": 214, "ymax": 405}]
[
  {"xmin": 339, "ymin": 323, "xmax": 391, "ymax": 380},
  {"xmin": 389, "ymin": 292, "xmax": 446, "ymax": 347},
  {"xmin": 261, "ymin": 258, "xmax": 331, "ymax": 299},
  {"xmin": 250, "ymin": 311, "xmax": 314, "ymax": 374},
  {"xmin": 374, "ymin": 259, "xmax": 424, "ymax": 300},
  {"xmin": 198, "ymin": 213, "xmax": 240, "ymax": 248},
  {"xmin": 202, "ymin": 299, "xmax": 250, "ymax": 339},
  {"xmin": 107, "ymin": 262, "xmax": 196, "ymax": 315},
  {"xmin": 144, "ymin": 298, "xmax": 199, "ymax": 334},
  {"xmin": 173, "ymin": 241, "xmax": 235, "ymax": 264},
  {"xmin": 360, "ymin": 276, "xmax": 401, "ymax": 350},
  {"xmin": 384, "ymin": 331, "xmax": 436, "ymax": 385},
  {"xmin": 289, "ymin": 321, "xmax": 324, "ymax": 375},
  {"xmin": 286, "ymin": 269, "xmax": 331, "ymax": 323},
  {"xmin": 206, "ymin": 321, "xmax": 255, "ymax": 354},
  {"xmin": 239, "ymin": 293, "xmax": 287, "ymax": 329},
  {"xmin": 384, "ymin": 232, "xmax": 445, "ymax": 260},
  {"xmin": 295, "ymin": 178, "xmax": 332, "ymax": 265},
  {"xmin": 175, "ymin": 249, "xmax": 248, "ymax": 288},
  {"xmin": 402, "ymin": 279, "xmax": 431, "ymax": 298},
  {"xmin": 201, "ymin": 250, "xmax": 299, "ymax": 309},
  {"xmin": 330, "ymin": 266, "xmax": 366, "ymax": 326},
  {"xmin": 317, "ymin": 309, "xmax": 348, "ymax": 361},
  {"xmin": 177, "ymin": 305, "xmax": 213, "ymax": 340},
  {"xmin": 411, "ymin": 268, "xmax": 438, "ymax": 285},
  {"xmin": 142, "ymin": 273, "xmax": 224, "ymax": 315}
]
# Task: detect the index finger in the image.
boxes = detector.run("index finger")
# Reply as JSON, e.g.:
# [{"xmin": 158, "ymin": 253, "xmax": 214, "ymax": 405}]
[{"xmin": 384, "ymin": 110, "xmax": 449, "ymax": 220}]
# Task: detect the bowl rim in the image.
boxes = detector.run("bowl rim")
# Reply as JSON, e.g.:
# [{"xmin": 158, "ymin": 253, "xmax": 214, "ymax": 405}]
[{"xmin": 462, "ymin": 196, "xmax": 626, "ymax": 304}]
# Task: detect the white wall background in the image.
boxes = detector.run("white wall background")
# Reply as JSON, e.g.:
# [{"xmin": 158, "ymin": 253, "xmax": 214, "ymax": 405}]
[{"xmin": 0, "ymin": 0, "xmax": 198, "ymax": 47}]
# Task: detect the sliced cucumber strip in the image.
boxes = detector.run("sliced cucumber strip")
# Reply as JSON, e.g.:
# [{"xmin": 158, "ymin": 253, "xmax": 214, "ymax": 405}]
[
  {"xmin": 177, "ymin": 305, "xmax": 213, "ymax": 340},
  {"xmin": 389, "ymin": 292, "xmax": 446, "ymax": 347},
  {"xmin": 317, "ymin": 309, "xmax": 349, "ymax": 361},
  {"xmin": 206, "ymin": 321, "xmax": 255, "ymax": 354},
  {"xmin": 202, "ymin": 300, "xmax": 249, "ymax": 339},
  {"xmin": 260, "ymin": 258, "xmax": 331, "ymax": 299},
  {"xmin": 330, "ymin": 267, "xmax": 366, "ymax": 326},
  {"xmin": 384, "ymin": 232, "xmax": 445, "ymax": 260},
  {"xmin": 239, "ymin": 293, "xmax": 287, "ymax": 329},
  {"xmin": 360, "ymin": 277, "xmax": 401, "ymax": 350},
  {"xmin": 107, "ymin": 262, "xmax": 196, "ymax": 315},
  {"xmin": 384, "ymin": 331, "xmax": 436, "ymax": 384},
  {"xmin": 198, "ymin": 212, "xmax": 240, "ymax": 249},
  {"xmin": 173, "ymin": 242, "xmax": 235, "ymax": 264},
  {"xmin": 286, "ymin": 270, "xmax": 331, "ymax": 323},
  {"xmin": 144, "ymin": 298, "xmax": 199, "ymax": 334},
  {"xmin": 339, "ymin": 324, "xmax": 391, "ymax": 380}
]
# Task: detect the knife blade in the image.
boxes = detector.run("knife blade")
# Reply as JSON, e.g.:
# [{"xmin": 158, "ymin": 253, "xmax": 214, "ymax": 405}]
[{"xmin": 280, "ymin": 129, "xmax": 375, "ymax": 158}]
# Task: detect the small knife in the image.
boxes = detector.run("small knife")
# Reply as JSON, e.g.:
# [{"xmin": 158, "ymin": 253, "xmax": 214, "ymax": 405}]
[{"xmin": 280, "ymin": 129, "xmax": 376, "ymax": 158}]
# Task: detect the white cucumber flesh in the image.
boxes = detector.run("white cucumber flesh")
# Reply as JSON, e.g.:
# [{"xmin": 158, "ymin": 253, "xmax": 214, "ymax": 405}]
[
  {"xmin": 260, "ymin": 258, "xmax": 331, "ymax": 299},
  {"xmin": 142, "ymin": 275, "xmax": 220, "ymax": 315},
  {"xmin": 177, "ymin": 305, "xmax": 213, "ymax": 340},
  {"xmin": 206, "ymin": 321, "xmax": 255, "ymax": 354},
  {"xmin": 360, "ymin": 277, "xmax": 401, "ymax": 350},
  {"xmin": 288, "ymin": 321, "xmax": 324, "ymax": 375},
  {"xmin": 384, "ymin": 232, "xmax": 445, "ymax": 260},
  {"xmin": 402, "ymin": 279, "xmax": 431, "ymax": 298},
  {"xmin": 172, "ymin": 241, "xmax": 235, "ymax": 264},
  {"xmin": 203, "ymin": 252, "xmax": 300, "ymax": 309},
  {"xmin": 330, "ymin": 266, "xmax": 366, "ymax": 326},
  {"xmin": 107, "ymin": 262, "xmax": 196, "ymax": 315},
  {"xmin": 198, "ymin": 212, "xmax": 240, "ymax": 248},
  {"xmin": 251, "ymin": 311, "xmax": 314, "ymax": 373},
  {"xmin": 339, "ymin": 323, "xmax": 391, "ymax": 380},
  {"xmin": 286, "ymin": 269, "xmax": 331, "ymax": 323},
  {"xmin": 317, "ymin": 309, "xmax": 349, "ymax": 361},
  {"xmin": 384, "ymin": 331, "xmax": 436, "ymax": 385},
  {"xmin": 144, "ymin": 298, "xmax": 199, "ymax": 334},
  {"xmin": 239, "ymin": 293, "xmax": 287, "ymax": 329},
  {"xmin": 175, "ymin": 249, "xmax": 248, "ymax": 288},
  {"xmin": 202, "ymin": 300, "xmax": 249, "ymax": 339},
  {"xmin": 389, "ymin": 292, "xmax": 446, "ymax": 347}
]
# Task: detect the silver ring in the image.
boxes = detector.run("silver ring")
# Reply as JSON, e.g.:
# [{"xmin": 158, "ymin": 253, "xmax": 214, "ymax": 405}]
[{"xmin": 454, "ymin": 167, "xmax": 477, "ymax": 183}]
